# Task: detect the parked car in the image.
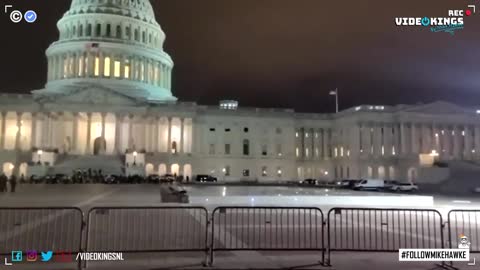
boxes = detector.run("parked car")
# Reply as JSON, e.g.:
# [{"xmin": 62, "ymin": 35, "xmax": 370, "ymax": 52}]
[
  {"xmin": 338, "ymin": 179, "xmax": 362, "ymax": 189},
  {"xmin": 195, "ymin": 175, "xmax": 217, "ymax": 182},
  {"xmin": 354, "ymin": 179, "xmax": 385, "ymax": 191},
  {"xmin": 389, "ymin": 182, "xmax": 419, "ymax": 192},
  {"xmin": 160, "ymin": 174, "xmax": 176, "ymax": 183},
  {"xmin": 147, "ymin": 174, "xmax": 161, "ymax": 183},
  {"xmin": 300, "ymin": 179, "xmax": 317, "ymax": 185},
  {"xmin": 30, "ymin": 175, "xmax": 43, "ymax": 184},
  {"xmin": 56, "ymin": 174, "xmax": 72, "ymax": 184},
  {"xmin": 44, "ymin": 175, "xmax": 58, "ymax": 184},
  {"xmin": 104, "ymin": 175, "xmax": 120, "ymax": 184}
]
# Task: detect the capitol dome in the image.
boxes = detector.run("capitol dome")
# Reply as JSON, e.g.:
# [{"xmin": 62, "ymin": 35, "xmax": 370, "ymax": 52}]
[{"xmin": 38, "ymin": 0, "xmax": 176, "ymax": 102}]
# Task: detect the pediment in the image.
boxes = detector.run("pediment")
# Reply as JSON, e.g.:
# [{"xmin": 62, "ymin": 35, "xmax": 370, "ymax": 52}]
[
  {"xmin": 54, "ymin": 85, "xmax": 140, "ymax": 106},
  {"xmin": 402, "ymin": 101, "xmax": 469, "ymax": 115}
]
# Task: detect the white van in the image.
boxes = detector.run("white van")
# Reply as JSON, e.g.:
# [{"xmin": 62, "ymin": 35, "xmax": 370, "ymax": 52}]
[{"xmin": 354, "ymin": 179, "xmax": 385, "ymax": 191}]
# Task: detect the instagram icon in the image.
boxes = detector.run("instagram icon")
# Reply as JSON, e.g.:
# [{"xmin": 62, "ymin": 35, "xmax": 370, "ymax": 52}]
[{"xmin": 26, "ymin": 250, "xmax": 38, "ymax": 262}]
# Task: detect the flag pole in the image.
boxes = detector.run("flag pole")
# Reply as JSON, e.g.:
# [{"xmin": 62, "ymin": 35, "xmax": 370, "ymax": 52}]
[{"xmin": 335, "ymin": 88, "xmax": 339, "ymax": 113}]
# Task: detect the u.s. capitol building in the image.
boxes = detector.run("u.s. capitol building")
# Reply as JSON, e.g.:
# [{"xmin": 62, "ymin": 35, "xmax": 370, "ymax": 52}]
[{"xmin": 1, "ymin": 0, "xmax": 479, "ymax": 183}]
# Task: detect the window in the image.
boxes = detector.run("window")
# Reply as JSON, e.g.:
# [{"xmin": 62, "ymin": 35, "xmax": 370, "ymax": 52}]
[
  {"xmin": 243, "ymin": 169, "xmax": 250, "ymax": 177},
  {"xmin": 305, "ymin": 133, "xmax": 309, "ymax": 138},
  {"xmin": 262, "ymin": 166, "xmax": 267, "ymax": 177},
  {"xmin": 78, "ymin": 56, "xmax": 84, "ymax": 77},
  {"xmin": 262, "ymin": 144, "xmax": 267, "ymax": 156},
  {"xmin": 242, "ymin": 140, "xmax": 250, "ymax": 155},
  {"xmin": 94, "ymin": 56, "xmax": 100, "ymax": 76},
  {"xmin": 171, "ymin": 141, "xmax": 177, "ymax": 154},
  {"xmin": 295, "ymin": 132, "xmax": 299, "ymax": 138},
  {"xmin": 86, "ymin": 24, "xmax": 92, "ymax": 36},
  {"xmin": 126, "ymin": 26, "xmax": 131, "ymax": 39},
  {"xmin": 224, "ymin": 166, "xmax": 230, "ymax": 176},
  {"xmin": 124, "ymin": 60, "xmax": 130, "ymax": 79},
  {"xmin": 225, "ymin": 144, "xmax": 231, "ymax": 155},
  {"xmin": 209, "ymin": 144, "xmax": 215, "ymax": 155},
  {"xmin": 276, "ymin": 144, "xmax": 282, "ymax": 156},
  {"xmin": 95, "ymin": 23, "xmax": 101, "ymax": 36},
  {"xmin": 315, "ymin": 148, "xmax": 319, "ymax": 157},
  {"xmin": 340, "ymin": 147, "xmax": 344, "ymax": 157},
  {"xmin": 134, "ymin": 29, "xmax": 139, "ymax": 41},
  {"xmin": 276, "ymin": 128, "xmax": 282, "ymax": 134},
  {"xmin": 116, "ymin": 25, "xmax": 121, "ymax": 38},
  {"xmin": 277, "ymin": 167, "xmax": 282, "ymax": 177},
  {"xmin": 244, "ymin": 127, "xmax": 249, "ymax": 133},
  {"xmin": 209, "ymin": 128, "xmax": 215, "ymax": 132},
  {"xmin": 334, "ymin": 147, "xmax": 338, "ymax": 157},
  {"xmin": 79, "ymin": 24, "xmax": 83, "ymax": 36},
  {"xmin": 381, "ymin": 145, "xmax": 385, "ymax": 155},
  {"xmin": 106, "ymin": 24, "xmax": 111, "ymax": 37},
  {"xmin": 114, "ymin": 60, "xmax": 121, "ymax": 78},
  {"xmin": 225, "ymin": 128, "xmax": 231, "ymax": 132},
  {"xmin": 103, "ymin": 57, "xmax": 111, "ymax": 77},
  {"xmin": 296, "ymin": 147, "xmax": 300, "ymax": 157},
  {"xmin": 305, "ymin": 148, "xmax": 309, "ymax": 157}
]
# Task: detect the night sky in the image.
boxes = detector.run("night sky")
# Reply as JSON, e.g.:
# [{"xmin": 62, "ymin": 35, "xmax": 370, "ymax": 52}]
[{"xmin": 0, "ymin": 0, "xmax": 479, "ymax": 112}]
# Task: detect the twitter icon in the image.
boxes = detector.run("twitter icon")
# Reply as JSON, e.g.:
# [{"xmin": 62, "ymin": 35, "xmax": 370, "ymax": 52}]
[{"xmin": 41, "ymin": 251, "xmax": 53, "ymax": 262}]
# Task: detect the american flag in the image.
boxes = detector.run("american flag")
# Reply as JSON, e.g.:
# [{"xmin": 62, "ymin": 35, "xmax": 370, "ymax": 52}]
[{"xmin": 85, "ymin": 43, "xmax": 100, "ymax": 51}]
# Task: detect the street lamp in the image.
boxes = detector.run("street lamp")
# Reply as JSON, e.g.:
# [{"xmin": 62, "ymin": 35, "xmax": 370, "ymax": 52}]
[
  {"xmin": 133, "ymin": 151, "xmax": 137, "ymax": 166},
  {"xmin": 37, "ymin": 150, "xmax": 43, "ymax": 165},
  {"xmin": 329, "ymin": 88, "xmax": 339, "ymax": 113}
]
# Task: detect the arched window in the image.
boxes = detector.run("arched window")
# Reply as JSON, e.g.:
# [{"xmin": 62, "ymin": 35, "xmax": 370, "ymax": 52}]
[
  {"xmin": 134, "ymin": 29, "xmax": 139, "ymax": 41},
  {"xmin": 126, "ymin": 26, "xmax": 131, "ymax": 39},
  {"xmin": 86, "ymin": 24, "xmax": 92, "ymax": 36},
  {"xmin": 142, "ymin": 31, "xmax": 146, "ymax": 43},
  {"xmin": 172, "ymin": 141, "xmax": 177, "ymax": 154},
  {"xmin": 95, "ymin": 23, "xmax": 101, "ymax": 36},
  {"xmin": 243, "ymin": 139, "xmax": 250, "ymax": 156},
  {"xmin": 106, "ymin": 24, "xmax": 111, "ymax": 37},
  {"xmin": 72, "ymin": 26, "xmax": 77, "ymax": 37},
  {"xmin": 116, "ymin": 25, "xmax": 122, "ymax": 38}
]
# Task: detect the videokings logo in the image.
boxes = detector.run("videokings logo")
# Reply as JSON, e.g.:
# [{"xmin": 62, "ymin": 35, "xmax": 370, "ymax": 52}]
[{"xmin": 394, "ymin": 6, "xmax": 476, "ymax": 35}]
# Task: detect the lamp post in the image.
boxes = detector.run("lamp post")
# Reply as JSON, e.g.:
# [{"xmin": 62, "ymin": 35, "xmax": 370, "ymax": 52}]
[
  {"xmin": 37, "ymin": 150, "xmax": 43, "ymax": 165},
  {"xmin": 329, "ymin": 88, "xmax": 339, "ymax": 113},
  {"xmin": 133, "ymin": 151, "xmax": 137, "ymax": 166}
]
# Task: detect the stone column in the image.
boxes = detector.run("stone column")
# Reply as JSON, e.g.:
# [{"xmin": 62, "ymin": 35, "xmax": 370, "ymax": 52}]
[
  {"xmin": 474, "ymin": 126, "xmax": 480, "ymax": 160},
  {"xmin": 167, "ymin": 117, "xmax": 172, "ymax": 153},
  {"xmin": 114, "ymin": 114, "xmax": 122, "ymax": 154},
  {"xmin": 128, "ymin": 114, "xmax": 134, "ymax": 150},
  {"xmin": 110, "ymin": 54, "xmax": 115, "ymax": 78},
  {"xmin": 452, "ymin": 126, "xmax": 460, "ymax": 159},
  {"xmin": 464, "ymin": 126, "xmax": 472, "ymax": 160},
  {"xmin": 0, "ymin": 112, "xmax": 6, "ymax": 150},
  {"xmin": 85, "ymin": 112, "xmax": 92, "ymax": 154},
  {"xmin": 153, "ymin": 116, "xmax": 159, "ymax": 153},
  {"xmin": 72, "ymin": 112, "xmax": 78, "ymax": 154},
  {"xmin": 180, "ymin": 118, "xmax": 184, "ymax": 153},
  {"xmin": 30, "ymin": 113, "xmax": 37, "ymax": 150},
  {"xmin": 15, "ymin": 112, "xmax": 22, "ymax": 150}
]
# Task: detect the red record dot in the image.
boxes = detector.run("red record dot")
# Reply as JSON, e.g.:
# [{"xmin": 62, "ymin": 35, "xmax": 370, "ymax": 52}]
[{"xmin": 465, "ymin": 10, "xmax": 472, "ymax": 16}]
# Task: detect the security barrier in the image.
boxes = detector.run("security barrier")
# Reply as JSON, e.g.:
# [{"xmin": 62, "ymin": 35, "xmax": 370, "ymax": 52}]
[
  {"xmin": 327, "ymin": 208, "xmax": 444, "ymax": 265},
  {"xmin": 0, "ymin": 207, "xmax": 84, "ymax": 269},
  {"xmin": 448, "ymin": 210, "xmax": 480, "ymax": 252},
  {"xmin": 4, "ymin": 206, "xmax": 480, "ymax": 268},
  {"xmin": 209, "ymin": 206, "xmax": 325, "ymax": 265}
]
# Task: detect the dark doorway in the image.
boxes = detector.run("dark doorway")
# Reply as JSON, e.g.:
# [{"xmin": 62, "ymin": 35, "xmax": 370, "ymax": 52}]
[{"xmin": 93, "ymin": 137, "xmax": 106, "ymax": 155}]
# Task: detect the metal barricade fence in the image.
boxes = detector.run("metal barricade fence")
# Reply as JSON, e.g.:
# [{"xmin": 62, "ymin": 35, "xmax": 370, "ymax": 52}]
[
  {"xmin": 0, "ymin": 207, "xmax": 84, "ymax": 269},
  {"xmin": 85, "ymin": 207, "xmax": 209, "ymax": 260},
  {"xmin": 327, "ymin": 208, "xmax": 444, "ymax": 265},
  {"xmin": 448, "ymin": 210, "xmax": 480, "ymax": 252},
  {"xmin": 210, "ymin": 207, "xmax": 325, "ymax": 265}
]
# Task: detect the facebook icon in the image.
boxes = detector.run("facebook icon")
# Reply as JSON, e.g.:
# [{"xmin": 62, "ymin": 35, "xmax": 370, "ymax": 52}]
[{"xmin": 12, "ymin": 251, "xmax": 23, "ymax": 262}]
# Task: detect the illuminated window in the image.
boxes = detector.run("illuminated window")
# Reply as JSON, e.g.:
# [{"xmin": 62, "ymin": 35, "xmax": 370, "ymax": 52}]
[
  {"xmin": 63, "ymin": 56, "xmax": 68, "ymax": 78},
  {"xmin": 296, "ymin": 147, "xmax": 299, "ymax": 157},
  {"xmin": 262, "ymin": 166, "xmax": 268, "ymax": 177},
  {"xmin": 78, "ymin": 56, "xmax": 84, "ymax": 77},
  {"xmin": 276, "ymin": 144, "xmax": 282, "ymax": 156},
  {"xmin": 94, "ymin": 57, "xmax": 100, "ymax": 76},
  {"xmin": 347, "ymin": 150, "xmax": 350, "ymax": 157},
  {"xmin": 277, "ymin": 167, "xmax": 282, "ymax": 177},
  {"xmin": 140, "ymin": 62, "xmax": 145, "ymax": 81},
  {"xmin": 305, "ymin": 133, "xmax": 309, "ymax": 138},
  {"xmin": 295, "ymin": 132, "xmax": 299, "ymax": 138},
  {"xmin": 392, "ymin": 146, "xmax": 396, "ymax": 155},
  {"xmin": 381, "ymin": 145, "xmax": 385, "ymax": 155},
  {"xmin": 114, "ymin": 60, "xmax": 121, "ymax": 78},
  {"xmin": 334, "ymin": 147, "xmax": 338, "ymax": 157},
  {"xmin": 154, "ymin": 65, "xmax": 159, "ymax": 85},
  {"xmin": 124, "ymin": 61, "xmax": 130, "ymax": 79},
  {"xmin": 103, "ymin": 57, "xmax": 110, "ymax": 77},
  {"xmin": 340, "ymin": 147, "xmax": 344, "ymax": 157},
  {"xmin": 305, "ymin": 148, "xmax": 309, "ymax": 157}
]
